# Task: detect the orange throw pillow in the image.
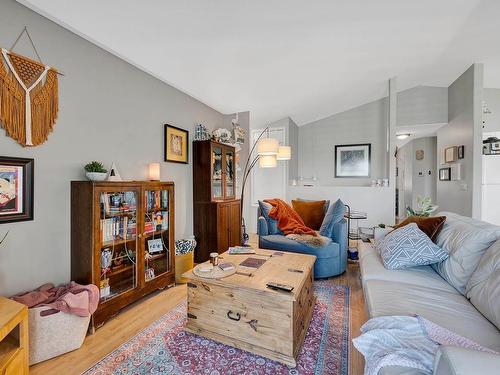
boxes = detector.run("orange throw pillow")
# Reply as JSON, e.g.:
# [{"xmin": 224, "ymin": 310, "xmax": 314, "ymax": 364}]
[
  {"xmin": 291, "ymin": 200, "xmax": 326, "ymax": 230},
  {"xmin": 394, "ymin": 216, "xmax": 446, "ymax": 242}
]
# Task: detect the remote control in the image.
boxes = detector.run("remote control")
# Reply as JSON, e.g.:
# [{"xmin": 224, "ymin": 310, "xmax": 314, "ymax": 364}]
[{"xmin": 266, "ymin": 281, "xmax": 294, "ymax": 292}]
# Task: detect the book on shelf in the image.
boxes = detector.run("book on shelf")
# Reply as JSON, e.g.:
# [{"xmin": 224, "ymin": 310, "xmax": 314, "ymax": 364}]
[
  {"xmin": 228, "ymin": 246, "xmax": 256, "ymax": 255},
  {"xmin": 145, "ymin": 190, "xmax": 169, "ymax": 211},
  {"xmin": 101, "ymin": 192, "xmax": 137, "ymax": 215},
  {"xmin": 101, "ymin": 215, "xmax": 136, "ymax": 243}
]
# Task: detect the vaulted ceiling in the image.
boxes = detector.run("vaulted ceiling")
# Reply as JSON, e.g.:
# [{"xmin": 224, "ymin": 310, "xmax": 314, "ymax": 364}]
[{"xmin": 18, "ymin": 0, "xmax": 500, "ymax": 126}]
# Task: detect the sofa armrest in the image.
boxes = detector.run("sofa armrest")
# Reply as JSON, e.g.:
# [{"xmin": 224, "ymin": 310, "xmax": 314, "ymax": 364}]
[
  {"xmin": 257, "ymin": 216, "xmax": 269, "ymax": 236},
  {"xmin": 433, "ymin": 346, "xmax": 500, "ymax": 375},
  {"xmin": 332, "ymin": 218, "xmax": 347, "ymax": 253}
]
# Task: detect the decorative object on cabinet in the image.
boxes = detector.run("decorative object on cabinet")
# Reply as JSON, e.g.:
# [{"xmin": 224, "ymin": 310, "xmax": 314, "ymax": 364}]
[
  {"xmin": 84, "ymin": 161, "xmax": 107, "ymax": 181},
  {"xmin": 193, "ymin": 140, "xmax": 241, "ymax": 262},
  {"xmin": 232, "ymin": 113, "xmax": 245, "ymax": 144},
  {"xmin": 335, "ymin": 143, "xmax": 371, "ymax": 178},
  {"xmin": 211, "ymin": 128, "xmax": 233, "ymax": 144},
  {"xmin": 239, "ymin": 127, "xmax": 292, "ymax": 245},
  {"xmin": 439, "ymin": 167, "xmax": 451, "ymax": 181},
  {"xmin": 0, "ymin": 27, "xmax": 63, "ymax": 147},
  {"xmin": 71, "ymin": 181, "xmax": 175, "ymax": 329},
  {"xmin": 0, "ymin": 156, "xmax": 34, "ymax": 224},
  {"xmin": 164, "ymin": 124, "xmax": 189, "ymax": 164},
  {"xmin": 194, "ymin": 123, "xmax": 210, "ymax": 141},
  {"xmin": 444, "ymin": 146, "xmax": 458, "ymax": 163},
  {"xmin": 0, "ymin": 297, "xmax": 28, "ymax": 374},
  {"xmin": 107, "ymin": 162, "xmax": 122, "ymax": 181},
  {"xmin": 458, "ymin": 145, "xmax": 465, "ymax": 159}
]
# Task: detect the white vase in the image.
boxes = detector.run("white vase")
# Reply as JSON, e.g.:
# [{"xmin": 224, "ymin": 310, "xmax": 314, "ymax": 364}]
[{"xmin": 86, "ymin": 172, "xmax": 108, "ymax": 181}]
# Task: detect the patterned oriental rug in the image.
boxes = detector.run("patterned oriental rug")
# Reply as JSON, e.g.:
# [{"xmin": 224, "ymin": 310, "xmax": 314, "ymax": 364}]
[{"xmin": 84, "ymin": 282, "xmax": 350, "ymax": 375}]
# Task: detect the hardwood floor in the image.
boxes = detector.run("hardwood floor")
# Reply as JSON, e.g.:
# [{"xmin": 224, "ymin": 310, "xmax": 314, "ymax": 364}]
[{"xmin": 31, "ymin": 239, "xmax": 367, "ymax": 375}]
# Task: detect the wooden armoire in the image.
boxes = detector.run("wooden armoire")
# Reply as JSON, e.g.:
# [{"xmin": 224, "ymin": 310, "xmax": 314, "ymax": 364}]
[{"xmin": 193, "ymin": 140, "xmax": 241, "ymax": 263}]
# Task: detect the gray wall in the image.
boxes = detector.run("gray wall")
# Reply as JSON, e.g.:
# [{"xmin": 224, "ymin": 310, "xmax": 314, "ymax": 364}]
[
  {"xmin": 0, "ymin": 0, "xmax": 226, "ymax": 295},
  {"xmin": 436, "ymin": 64, "xmax": 483, "ymax": 218},
  {"xmin": 288, "ymin": 118, "xmax": 299, "ymax": 182},
  {"xmin": 483, "ymin": 88, "xmax": 500, "ymax": 132},
  {"xmin": 298, "ymin": 86, "xmax": 447, "ymax": 187}
]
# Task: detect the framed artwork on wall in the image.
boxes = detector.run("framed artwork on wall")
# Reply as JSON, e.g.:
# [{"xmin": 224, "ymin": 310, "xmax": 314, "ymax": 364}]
[
  {"xmin": 164, "ymin": 124, "xmax": 189, "ymax": 164},
  {"xmin": 444, "ymin": 146, "xmax": 458, "ymax": 163},
  {"xmin": 458, "ymin": 145, "xmax": 465, "ymax": 159},
  {"xmin": 334, "ymin": 143, "xmax": 371, "ymax": 178},
  {"xmin": 439, "ymin": 167, "xmax": 451, "ymax": 181},
  {"xmin": 0, "ymin": 156, "xmax": 34, "ymax": 224}
]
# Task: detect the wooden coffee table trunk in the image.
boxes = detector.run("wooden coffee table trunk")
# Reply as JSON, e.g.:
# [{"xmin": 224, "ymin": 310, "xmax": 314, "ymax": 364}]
[{"xmin": 183, "ymin": 249, "xmax": 316, "ymax": 367}]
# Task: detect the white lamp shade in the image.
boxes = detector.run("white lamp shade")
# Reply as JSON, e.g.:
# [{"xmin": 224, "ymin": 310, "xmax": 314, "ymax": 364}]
[
  {"xmin": 259, "ymin": 155, "xmax": 277, "ymax": 168},
  {"xmin": 276, "ymin": 146, "xmax": 291, "ymax": 160},
  {"xmin": 148, "ymin": 162, "xmax": 160, "ymax": 180},
  {"xmin": 257, "ymin": 137, "xmax": 279, "ymax": 155}
]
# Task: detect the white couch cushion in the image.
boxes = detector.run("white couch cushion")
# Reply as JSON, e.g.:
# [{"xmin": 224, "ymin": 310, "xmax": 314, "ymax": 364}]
[
  {"xmin": 466, "ymin": 239, "xmax": 500, "ymax": 330},
  {"xmin": 364, "ymin": 279, "xmax": 500, "ymax": 352},
  {"xmin": 433, "ymin": 346, "xmax": 500, "ymax": 375},
  {"xmin": 432, "ymin": 212, "xmax": 500, "ymax": 294},
  {"xmin": 359, "ymin": 242, "xmax": 458, "ymax": 294}
]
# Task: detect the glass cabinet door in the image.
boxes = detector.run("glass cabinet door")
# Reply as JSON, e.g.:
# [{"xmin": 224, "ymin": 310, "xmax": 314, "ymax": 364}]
[
  {"xmin": 225, "ymin": 149, "xmax": 235, "ymax": 198},
  {"xmin": 143, "ymin": 189, "xmax": 171, "ymax": 282},
  {"xmin": 99, "ymin": 190, "xmax": 138, "ymax": 302},
  {"xmin": 212, "ymin": 146, "xmax": 223, "ymax": 199}
]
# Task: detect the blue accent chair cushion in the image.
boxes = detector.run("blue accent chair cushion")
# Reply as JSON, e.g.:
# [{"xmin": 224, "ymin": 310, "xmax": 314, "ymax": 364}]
[
  {"xmin": 319, "ymin": 199, "xmax": 346, "ymax": 238},
  {"xmin": 258, "ymin": 200, "xmax": 283, "ymax": 235},
  {"xmin": 257, "ymin": 200, "xmax": 348, "ymax": 278}
]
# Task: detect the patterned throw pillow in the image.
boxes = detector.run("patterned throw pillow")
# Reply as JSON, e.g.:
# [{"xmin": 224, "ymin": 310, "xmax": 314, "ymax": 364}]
[{"xmin": 376, "ymin": 223, "xmax": 448, "ymax": 270}]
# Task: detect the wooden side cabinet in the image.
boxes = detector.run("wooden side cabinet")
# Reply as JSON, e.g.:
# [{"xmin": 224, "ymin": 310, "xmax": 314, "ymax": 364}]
[
  {"xmin": 0, "ymin": 297, "xmax": 29, "ymax": 375},
  {"xmin": 193, "ymin": 140, "xmax": 241, "ymax": 263},
  {"xmin": 71, "ymin": 181, "xmax": 175, "ymax": 329}
]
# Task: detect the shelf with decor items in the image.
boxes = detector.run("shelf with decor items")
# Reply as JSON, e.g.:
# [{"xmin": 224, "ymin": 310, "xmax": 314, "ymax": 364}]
[
  {"xmin": 71, "ymin": 181, "xmax": 175, "ymax": 330},
  {"xmin": 193, "ymin": 140, "xmax": 241, "ymax": 263}
]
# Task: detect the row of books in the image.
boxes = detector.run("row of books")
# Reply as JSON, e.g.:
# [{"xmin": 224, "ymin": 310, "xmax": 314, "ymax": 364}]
[
  {"xmin": 101, "ymin": 216, "xmax": 136, "ymax": 243},
  {"xmin": 146, "ymin": 190, "xmax": 168, "ymax": 211}
]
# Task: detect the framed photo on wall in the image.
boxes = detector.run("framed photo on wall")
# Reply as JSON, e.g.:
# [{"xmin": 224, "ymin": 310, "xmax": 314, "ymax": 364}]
[
  {"xmin": 0, "ymin": 156, "xmax": 34, "ymax": 224},
  {"xmin": 164, "ymin": 124, "xmax": 189, "ymax": 164},
  {"xmin": 334, "ymin": 143, "xmax": 371, "ymax": 178},
  {"xmin": 439, "ymin": 167, "xmax": 451, "ymax": 181},
  {"xmin": 444, "ymin": 146, "xmax": 458, "ymax": 163}
]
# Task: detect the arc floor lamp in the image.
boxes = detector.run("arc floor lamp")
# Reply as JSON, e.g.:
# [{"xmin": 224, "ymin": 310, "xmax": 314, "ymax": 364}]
[{"xmin": 240, "ymin": 127, "xmax": 291, "ymax": 246}]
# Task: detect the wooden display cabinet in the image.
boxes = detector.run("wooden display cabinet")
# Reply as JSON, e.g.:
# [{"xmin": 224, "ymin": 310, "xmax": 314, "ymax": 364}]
[
  {"xmin": 193, "ymin": 140, "xmax": 241, "ymax": 263},
  {"xmin": 71, "ymin": 181, "xmax": 175, "ymax": 330}
]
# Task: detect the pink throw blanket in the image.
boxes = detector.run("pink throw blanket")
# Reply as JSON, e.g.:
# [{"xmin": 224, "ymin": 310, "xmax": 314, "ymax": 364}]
[{"xmin": 11, "ymin": 281, "xmax": 99, "ymax": 317}]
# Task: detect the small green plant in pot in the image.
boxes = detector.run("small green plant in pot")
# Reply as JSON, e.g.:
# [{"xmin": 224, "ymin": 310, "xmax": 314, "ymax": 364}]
[
  {"xmin": 406, "ymin": 195, "xmax": 438, "ymax": 217},
  {"xmin": 84, "ymin": 161, "xmax": 108, "ymax": 181}
]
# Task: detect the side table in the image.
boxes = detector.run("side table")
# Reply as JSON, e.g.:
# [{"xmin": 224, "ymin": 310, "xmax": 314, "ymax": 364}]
[{"xmin": 0, "ymin": 297, "xmax": 29, "ymax": 374}]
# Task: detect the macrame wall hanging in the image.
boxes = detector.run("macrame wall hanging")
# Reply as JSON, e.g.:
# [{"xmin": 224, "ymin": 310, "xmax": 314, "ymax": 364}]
[{"xmin": 0, "ymin": 26, "xmax": 63, "ymax": 147}]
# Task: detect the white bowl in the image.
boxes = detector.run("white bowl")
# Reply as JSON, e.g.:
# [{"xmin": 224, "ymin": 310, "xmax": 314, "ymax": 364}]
[{"xmin": 86, "ymin": 172, "xmax": 108, "ymax": 181}]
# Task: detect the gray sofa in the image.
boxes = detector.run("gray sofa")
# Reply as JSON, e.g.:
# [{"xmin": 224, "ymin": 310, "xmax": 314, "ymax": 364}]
[{"xmin": 358, "ymin": 212, "xmax": 500, "ymax": 375}]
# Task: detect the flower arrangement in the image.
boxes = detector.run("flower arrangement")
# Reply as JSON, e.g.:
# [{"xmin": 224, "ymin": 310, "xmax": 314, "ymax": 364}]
[{"xmin": 406, "ymin": 196, "xmax": 438, "ymax": 217}]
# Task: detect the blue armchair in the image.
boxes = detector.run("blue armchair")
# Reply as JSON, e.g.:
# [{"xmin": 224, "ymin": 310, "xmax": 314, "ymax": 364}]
[{"xmin": 257, "ymin": 212, "xmax": 348, "ymax": 278}]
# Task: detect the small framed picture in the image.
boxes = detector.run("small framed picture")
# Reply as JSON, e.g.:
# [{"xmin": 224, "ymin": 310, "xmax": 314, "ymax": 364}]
[
  {"xmin": 0, "ymin": 156, "xmax": 34, "ymax": 224},
  {"xmin": 439, "ymin": 167, "xmax": 451, "ymax": 181},
  {"xmin": 458, "ymin": 145, "xmax": 465, "ymax": 159},
  {"xmin": 334, "ymin": 143, "xmax": 371, "ymax": 178},
  {"xmin": 444, "ymin": 146, "xmax": 458, "ymax": 163},
  {"xmin": 164, "ymin": 124, "xmax": 189, "ymax": 164}
]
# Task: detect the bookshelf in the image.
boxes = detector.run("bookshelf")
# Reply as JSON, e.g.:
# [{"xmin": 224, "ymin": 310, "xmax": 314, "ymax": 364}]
[{"xmin": 71, "ymin": 181, "xmax": 175, "ymax": 330}]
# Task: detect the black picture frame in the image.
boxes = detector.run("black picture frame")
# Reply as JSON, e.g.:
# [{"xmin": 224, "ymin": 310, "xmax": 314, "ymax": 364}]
[
  {"xmin": 334, "ymin": 143, "xmax": 371, "ymax": 178},
  {"xmin": 164, "ymin": 124, "xmax": 189, "ymax": 164},
  {"xmin": 439, "ymin": 167, "xmax": 451, "ymax": 181},
  {"xmin": 0, "ymin": 156, "xmax": 34, "ymax": 224},
  {"xmin": 458, "ymin": 145, "xmax": 465, "ymax": 159}
]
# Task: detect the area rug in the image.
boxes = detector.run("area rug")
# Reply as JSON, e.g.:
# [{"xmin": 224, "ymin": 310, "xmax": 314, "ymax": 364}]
[{"xmin": 84, "ymin": 281, "xmax": 349, "ymax": 375}]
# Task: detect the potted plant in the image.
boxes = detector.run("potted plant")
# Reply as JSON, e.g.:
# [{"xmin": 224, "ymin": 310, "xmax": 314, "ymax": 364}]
[
  {"xmin": 84, "ymin": 161, "xmax": 108, "ymax": 181},
  {"xmin": 406, "ymin": 195, "xmax": 438, "ymax": 217}
]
